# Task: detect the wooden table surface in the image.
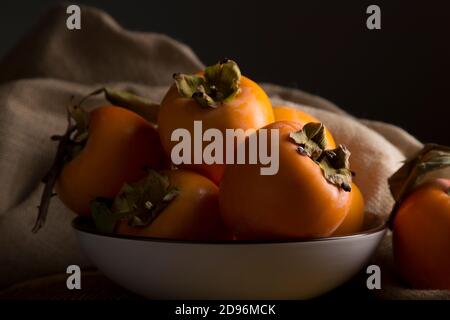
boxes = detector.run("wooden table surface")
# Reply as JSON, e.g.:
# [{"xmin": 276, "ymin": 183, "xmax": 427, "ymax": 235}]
[{"xmin": 0, "ymin": 269, "xmax": 375, "ymax": 300}]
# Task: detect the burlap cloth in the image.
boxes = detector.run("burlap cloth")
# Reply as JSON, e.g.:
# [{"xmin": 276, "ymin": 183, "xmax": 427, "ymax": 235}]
[{"xmin": 0, "ymin": 5, "xmax": 447, "ymax": 299}]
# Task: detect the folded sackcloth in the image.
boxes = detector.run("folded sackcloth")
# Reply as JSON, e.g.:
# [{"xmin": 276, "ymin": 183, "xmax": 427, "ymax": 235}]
[{"xmin": 0, "ymin": 4, "xmax": 447, "ymax": 299}]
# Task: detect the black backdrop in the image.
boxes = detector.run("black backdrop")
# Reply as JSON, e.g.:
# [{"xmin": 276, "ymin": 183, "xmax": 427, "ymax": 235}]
[{"xmin": 1, "ymin": 0, "xmax": 449, "ymax": 144}]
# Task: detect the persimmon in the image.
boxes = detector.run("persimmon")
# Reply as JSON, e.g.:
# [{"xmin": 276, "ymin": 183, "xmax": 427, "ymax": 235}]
[
  {"xmin": 273, "ymin": 105, "xmax": 336, "ymax": 148},
  {"xmin": 32, "ymin": 99, "xmax": 169, "ymax": 232},
  {"xmin": 93, "ymin": 170, "xmax": 231, "ymax": 241},
  {"xmin": 219, "ymin": 121, "xmax": 352, "ymax": 240},
  {"xmin": 56, "ymin": 106, "xmax": 168, "ymax": 216},
  {"xmin": 333, "ymin": 183, "xmax": 365, "ymax": 236},
  {"xmin": 389, "ymin": 144, "xmax": 450, "ymax": 289},
  {"xmin": 158, "ymin": 59, "xmax": 274, "ymax": 184}
]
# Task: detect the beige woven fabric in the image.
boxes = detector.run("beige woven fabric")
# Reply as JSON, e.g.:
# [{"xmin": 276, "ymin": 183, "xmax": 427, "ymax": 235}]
[{"xmin": 0, "ymin": 4, "xmax": 447, "ymax": 299}]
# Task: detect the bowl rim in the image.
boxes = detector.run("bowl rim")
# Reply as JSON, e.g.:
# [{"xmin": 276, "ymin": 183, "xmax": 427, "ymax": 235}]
[{"xmin": 72, "ymin": 213, "xmax": 387, "ymax": 245}]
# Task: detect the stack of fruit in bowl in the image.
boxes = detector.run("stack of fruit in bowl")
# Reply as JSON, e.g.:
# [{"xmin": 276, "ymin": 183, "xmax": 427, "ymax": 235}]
[{"xmin": 33, "ymin": 59, "xmax": 450, "ymax": 298}]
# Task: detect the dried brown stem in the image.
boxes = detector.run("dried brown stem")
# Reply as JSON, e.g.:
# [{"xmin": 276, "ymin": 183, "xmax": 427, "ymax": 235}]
[{"xmin": 32, "ymin": 113, "xmax": 76, "ymax": 233}]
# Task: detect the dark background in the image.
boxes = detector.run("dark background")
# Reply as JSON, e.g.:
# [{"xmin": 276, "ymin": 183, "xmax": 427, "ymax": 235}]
[{"xmin": 1, "ymin": 0, "xmax": 449, "ymax": 144}]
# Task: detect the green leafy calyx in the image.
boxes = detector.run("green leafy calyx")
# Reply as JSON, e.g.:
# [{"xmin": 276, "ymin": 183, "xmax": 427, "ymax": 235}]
[
  {"xmin": 91, "ymin": 170, "xmax": 179, "ymax": 233},
  {"xmin": 289, "ymin": 122, "xmax": 352, "ymax": 191},
  {"xmin": 173, "ymin": 58, "xmax": 241, "ymax": 108}
]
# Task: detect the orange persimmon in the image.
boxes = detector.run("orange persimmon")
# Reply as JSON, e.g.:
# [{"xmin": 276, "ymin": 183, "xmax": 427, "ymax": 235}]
[
  {"xmin": 333, "ymin": 183, "xmax": 365, "ymax": 236},
  {"xmin": 389, "ymin": 144, "xmax": 450, "ymax": 289},
  {"xmin": 56, "ymin": 106, "xmax": 168, "ymax": 215},
  {"xmin": 114, "ymin": 169, "xmax": 231, "ymax": 241},
  {"xmin": 393, "ymin": 178, "xmax": 450, "ymax": 289},
  {"xmin": 158, "ymin": 59, "xmax": 274, "ymax": 184},
  {"xmin": 273, "ymin": 105, "xmax": 336, "ymax": 148},
  {"xmin": 219, "ymin": 121, "xmax": 352, "ymax": 240}
]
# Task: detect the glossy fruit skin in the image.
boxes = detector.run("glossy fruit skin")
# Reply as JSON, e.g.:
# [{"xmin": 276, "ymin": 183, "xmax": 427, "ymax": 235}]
[
  {"xmin": 158, "ymin": 76, "xmax": 274, "ymax": 185},
  {"xmin": 116, "ymin": 169, "xmax": 231, "ymax": 241},
  {"xmin": 56, "ymin": 106, "xmax": 168, "ymax": 215},
  {"xmin": 393, "ymin": 178, "xmax": 450, "ymax": 289},
  {"xmin": 273, "ymin": 105, "xmax": 336, "ymax": 148},
  {"xmin": 219, "ymin": 121, "xmax": 351, "ymax": 240},
  {"xmin": 333, "ymin": 183, "xmax": 365, "ymax": 236}
]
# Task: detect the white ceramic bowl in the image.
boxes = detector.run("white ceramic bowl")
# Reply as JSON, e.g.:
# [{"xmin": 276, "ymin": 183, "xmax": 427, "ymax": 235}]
[{"xmin": 73, "ymin": 213, "xmax": 386, "ymax": 299}]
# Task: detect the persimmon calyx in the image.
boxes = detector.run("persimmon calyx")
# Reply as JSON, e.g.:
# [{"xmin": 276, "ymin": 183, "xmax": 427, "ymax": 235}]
[
  {"xmin": 289, "ymin": 122, "xmax": 352, "ymax": 191},
  {"xmin": 90, "ymin": 170, "xmax": 179, "ymax": 233},
  {"xmin": 388, "ymin": 143, "xmax": 450, "ymax": 227},
  {"xmin": 174, "ymin": 58, "xmax": 241, "ymax": 108},
  {"xmin": 318, "ymin": 146, "xmax": 352, "ymax": 192},
  {"xmin": 289, "ymin": 122, "xmax": 328, "ymax": 159}
]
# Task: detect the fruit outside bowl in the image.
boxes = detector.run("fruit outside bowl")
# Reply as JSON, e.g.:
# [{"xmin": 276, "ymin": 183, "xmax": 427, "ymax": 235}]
[{"xmin": 72, "ymin": 213, "xmax": 386, "ymax": 299}]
